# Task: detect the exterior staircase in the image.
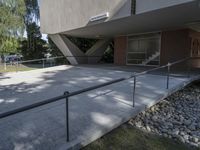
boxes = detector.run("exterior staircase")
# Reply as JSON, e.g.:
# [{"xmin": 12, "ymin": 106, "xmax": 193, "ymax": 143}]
[{"xmin": 142, "ymin": 51, "xmax": 160, "ymax": 65}]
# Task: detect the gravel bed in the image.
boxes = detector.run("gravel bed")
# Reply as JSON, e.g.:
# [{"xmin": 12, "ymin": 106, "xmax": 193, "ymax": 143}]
[{"xmin": 129, "ymin": 82, "xmax": 200, "ymax": 148}]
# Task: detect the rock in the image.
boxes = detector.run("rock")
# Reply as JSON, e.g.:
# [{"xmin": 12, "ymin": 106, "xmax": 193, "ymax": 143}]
[
  {"xmin": 172, "ymin": 120, "xmax": 181, "ymax": 125},
  {"xmin": 146, "ymin": 126, "xmax": 151, "ymax": 132},
  {"xmin": 135, "ymin": 121, "xmax": 143, "ymax": 128},
  {"xmin": 190, "ymin": 142, "xmax": 199, "ymax": 147},
  {"xmin": 188, "ymin": 124, "xmax": 196, "ymax": 131},
  {"xmin": 184, "ymin": 119, "xmax": 192, "ymax": 126},
  {"xmin": 179, "ymin": 131, "xmax": 185, "ymax": 136},
  {"xmin": 161, "ymin": 129, "xmax": 168, "ymax": 133},
  {"xmin": 173, "ymin": 128, "xmax": 179, "ymax": 135},
  {"xmin": 130, "ymin": 84, "xmax": 200, "ymax": 147},
  {"xmin": 150, "ymin": 107, "xmax": 155, "ymax": 112},
  {"xmin": 166, "ymin": 123, "xmax": 173, "ymax": 129},
  {"xmin": 192, "ymin": 137, "xmax": 199, "ymax": 143},
  {"xmin": 179, "ymin": 136, "xmax": 185, "ymax": 143},
  {"xmin": 183, "ymin": 135, "xmax": 189, "ymax": 140},
  {"xmin": 197, "ymin": 123, "xmax": 200, "ymax": 129},
  {"xmin": 163, "ymin": 133, "xmax": 168, "ymax": 138},
  {"xmin": 152, "ymin": 116, "xmax": 158, "ymax": 121}
]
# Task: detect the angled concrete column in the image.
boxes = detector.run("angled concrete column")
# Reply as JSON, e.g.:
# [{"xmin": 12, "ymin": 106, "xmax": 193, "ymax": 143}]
[
  {"xmin": 86, "ymin": 39, "xmax": 111, "ymax": 63},
  {"xmin": 49, "ymin": 34, "xmax": 87, "ymax": 65}
]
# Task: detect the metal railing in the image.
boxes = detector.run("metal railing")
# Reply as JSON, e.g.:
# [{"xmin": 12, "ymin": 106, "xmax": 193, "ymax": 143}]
[
  {"xmin": 1, "ymin": 56, "xmax": 66, "ymax": 72},
  {"xmin": 0, "ymin": 56, "xmax": 102, "ymax": 72},
  {"xmin": 0, "ymin": 57, "xmax": 198, "ymax": 142}
]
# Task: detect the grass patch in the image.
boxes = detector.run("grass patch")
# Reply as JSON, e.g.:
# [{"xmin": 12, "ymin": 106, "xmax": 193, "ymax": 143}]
[
  {"xmin": 0, "ymin": 64, "xmax": 54, "ymax": 73},
  {"xmin": 83, "ymin": 124, "xmax": 199, "ymax": 150},
  {"xmin": 0, "ymin": 65, "xmax": 36, "ymax": 73}
]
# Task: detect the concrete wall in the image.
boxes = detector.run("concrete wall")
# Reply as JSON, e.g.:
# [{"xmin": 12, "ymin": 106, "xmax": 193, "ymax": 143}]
[
  {"xmin": 136, "ymin": 0, "xmax": 194, "ymax": 14},
  {"xmin": 40, "ymin": 0, "xmax": 131, "ymax": 34},
  {"xmin": 114, "ymin": 36, "xmax": 127, "ymax": 65}
]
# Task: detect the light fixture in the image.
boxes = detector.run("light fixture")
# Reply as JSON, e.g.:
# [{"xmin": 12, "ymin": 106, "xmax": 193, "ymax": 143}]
[{"xmin": 90, "ymin": 12, "xmax": 109, "ymax": 22}]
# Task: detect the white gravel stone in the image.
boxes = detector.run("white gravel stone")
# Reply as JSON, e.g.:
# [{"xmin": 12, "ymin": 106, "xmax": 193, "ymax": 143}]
[{"xmin": 130, "ymin": 83, "xmax": 200, "ymax": 148}]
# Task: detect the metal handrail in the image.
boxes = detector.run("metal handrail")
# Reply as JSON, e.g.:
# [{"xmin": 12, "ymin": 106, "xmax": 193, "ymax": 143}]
[
  {"xmin": 135, "ymin": 57, "xmax": 190, "ymax": 77},
  {"xmin": 2, "ymin": 55, "xmax": 103, "ymax": 65},
  {"xmin": 0, "ymin": 57, "xmax": 196, "ymax": 142},
  {"xmin": 1, "ymin": 55, "xmax": 103, "ymax": 72},
  {"xmin": 20, "ymin": 56, "xmax": 102, "ymax": 64},
  {"xmin": 0, "ymin": 77, "xmax": 132, "ymax": 119}
]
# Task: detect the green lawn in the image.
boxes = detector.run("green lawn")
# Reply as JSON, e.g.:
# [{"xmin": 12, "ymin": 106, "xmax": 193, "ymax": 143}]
[
  {"xmin": 83, "ymin": 124, "xmax": 199, "ymax": 150},
  {"xmin": 0, "ymin": 63, "xmax": 56, "ymax": 73},
  {"xmin": 0, "ymin": 65, "xmax": 36, "ymax": 73},
  {"xmin": 0, "ymin": 63, "xmax": 66, "ymax": 73}
]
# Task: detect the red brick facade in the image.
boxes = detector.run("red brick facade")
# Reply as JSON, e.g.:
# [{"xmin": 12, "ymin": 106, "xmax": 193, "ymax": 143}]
[
  {"xmin": 160, "ymin": 29, "xmax": 200, "ymax": 68},
  {"xmin": 114, "ymin": 29, "xmax": 200, "ymax": 68},
  {"xmin": 160, "ymin": 29, "xmax": 191, "ymax": 68},
  {"xmin": 114, "ymin": 36, "xmax": 127, "ymax": 65},
  {"xmin": 189, "ymin": 30, "xmax": 200, "ymax": 68}
]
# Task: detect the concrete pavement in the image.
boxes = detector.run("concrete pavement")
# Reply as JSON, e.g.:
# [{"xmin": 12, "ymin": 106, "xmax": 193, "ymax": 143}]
[{"xmin": 0, "ymin": 65, "xmax": 199, "ymax": 150}]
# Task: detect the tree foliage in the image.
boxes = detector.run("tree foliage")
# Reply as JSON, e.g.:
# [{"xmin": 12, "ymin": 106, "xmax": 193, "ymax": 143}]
[
  {"xmin": 23, "ymin": 0, "xmax": 41, "ymax": 58},
  {"xmin": 1, "ymin": 38, "xmax": 20, "ymax": 54},
  {"xmin": 0, "ymin": 0, "xmax": 113, "ymax": 63},
  {"xmin": 19, "ymin": 22, "xmax": 48, "ymax": 59},
  {"xmin": 23, "ymin": 0, "xmax": 40, "ymax": 39},
  {"xmin": 101, "ymin": 41, "xmax": 114, "ymax": 63},
  {"xmin": 0, "ymin": 0, "xmax": 25, "ymax": 54},
  {"xmin": 69, "ymin": 37, "xmax": 97, "ymax": 53}
]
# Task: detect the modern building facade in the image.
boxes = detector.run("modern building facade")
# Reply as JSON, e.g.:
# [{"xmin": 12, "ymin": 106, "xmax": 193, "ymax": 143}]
[{"xmin": 40, "ymin": 0, "xmax": 200, "ymax": 67}]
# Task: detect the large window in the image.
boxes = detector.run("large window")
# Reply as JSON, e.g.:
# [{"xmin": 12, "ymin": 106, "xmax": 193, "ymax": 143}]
[{"xmin": 127, "ymin": 33, "xmax": 161, "ymax": 66}]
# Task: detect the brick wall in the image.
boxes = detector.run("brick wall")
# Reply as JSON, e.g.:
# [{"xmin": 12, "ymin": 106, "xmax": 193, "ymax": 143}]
[
  {"xmin": 160, "ymin": 29, "xmax": 200, "ymax": 69},
  {"xmin": 189, "ymin": 30, "xmax": 200, "ymax": 68},
  {"xmin": 114, "ymin": 36, "xmax": 127, "ymax": 65}
]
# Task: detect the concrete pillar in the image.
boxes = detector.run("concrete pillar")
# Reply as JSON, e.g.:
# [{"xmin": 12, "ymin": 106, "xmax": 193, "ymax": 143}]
[
  {"xmin": 49, "ymin": 34, "xmax": 87, "ymax": 65},
  {"xmin": 86, "ymin": 39, "xmax": 111, "ymax": 63}
]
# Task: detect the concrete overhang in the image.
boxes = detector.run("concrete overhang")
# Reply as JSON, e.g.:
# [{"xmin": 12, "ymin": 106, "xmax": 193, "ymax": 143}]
[{"xmin": 62, "ymin": 0, "xmax": 200, "ymax": 38}]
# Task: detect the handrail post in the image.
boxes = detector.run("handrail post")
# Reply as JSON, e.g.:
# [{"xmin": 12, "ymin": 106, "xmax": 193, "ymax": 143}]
[
  {"xmin": 187, "ymin": 59, "xmax": 191, "ymax": 78},
  {"xmin": 166, "ymin": 62, "xmax": 171, "ymax": 89},
  {"xmin": 16, "ymin": 61, "xmax": 19, "ymax": 72},
  {"xmin": 64, "ymin": 91, "xmax": 70, "ymax": 142},
  {"xmin": 42, "ymin": 59, "xmax": 45, "ymax": 68},
  {"xmin": 132, "ymin": 76, "xmax": 136, "ymax": 107},
  {"xmin": 4, "ymin": 63, "xmax": 6, "ymax": 71}
]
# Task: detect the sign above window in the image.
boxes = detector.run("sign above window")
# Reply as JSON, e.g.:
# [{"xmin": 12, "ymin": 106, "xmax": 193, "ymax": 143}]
[{"xmin": 90, "ymin": 12, "xmax": 109, "ymax": 22}]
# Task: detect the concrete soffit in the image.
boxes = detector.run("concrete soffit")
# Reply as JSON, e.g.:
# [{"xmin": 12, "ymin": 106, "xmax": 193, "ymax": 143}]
[{"xmin": 61, "ymin": 0, "xmax": 131, "ymax": 36}]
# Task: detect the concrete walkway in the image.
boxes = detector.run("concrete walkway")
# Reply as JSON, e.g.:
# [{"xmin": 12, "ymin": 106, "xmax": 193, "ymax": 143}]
[{"xmin": 0, "ymin": 65, "xmax": 199, "ymax": 150}]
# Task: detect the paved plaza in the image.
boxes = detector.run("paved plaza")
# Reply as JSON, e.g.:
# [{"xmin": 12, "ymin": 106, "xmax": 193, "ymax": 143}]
[{"xmin": 0, "ymin": 65, "xmax": 199, "ymax": 150}]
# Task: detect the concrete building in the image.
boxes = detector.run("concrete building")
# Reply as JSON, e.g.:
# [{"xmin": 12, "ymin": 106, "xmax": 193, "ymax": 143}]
[{"xmin": 40, "ymin": 0, "xmax": 200, "ymax": 67}]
